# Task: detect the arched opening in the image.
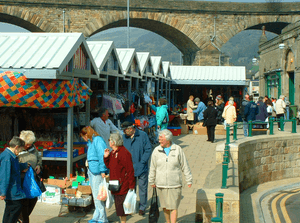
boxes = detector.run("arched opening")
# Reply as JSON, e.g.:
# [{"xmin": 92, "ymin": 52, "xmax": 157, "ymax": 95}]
[
  {"xmin": 88, "ymin": 18, "xmax": 199, "ymax": 64},
  {"xmin": 0, "ymin": 13, "xmax": 40, "ymax": 32},
  {"xmin": 89, "ymin": 27, "xmax": 183, "ymax": 65}
]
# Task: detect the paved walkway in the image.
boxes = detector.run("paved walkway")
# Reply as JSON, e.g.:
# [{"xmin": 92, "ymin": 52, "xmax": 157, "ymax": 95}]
[
  {"xmin": 0, "ymin": 122, "xmax": 298, "ymax": 222},
  {"xmin": 0, "ymin": 131, "xmax": 223, "ymax": 223}
]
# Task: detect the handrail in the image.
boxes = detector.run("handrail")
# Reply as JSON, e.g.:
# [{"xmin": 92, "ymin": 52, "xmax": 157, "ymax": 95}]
[{"xmin": 211, "ymin": 193, "xmax": 224, "ymax": 223}]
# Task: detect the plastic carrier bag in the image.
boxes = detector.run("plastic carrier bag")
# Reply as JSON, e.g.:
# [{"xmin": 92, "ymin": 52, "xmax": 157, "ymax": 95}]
[
  {"xmin": 123, "ymin": 189, "xmax": 137, "ymax": 214},
  {"xmin": 97, "ymin": 180, "xmax": 108, "ymax": 201},
  {"xmin": 23, "ymin": 166, "xmax": 42, "ymax": 199},
  {"xmin": 106, "ymin": 185, "xmax": 114, "ymax": 209}
]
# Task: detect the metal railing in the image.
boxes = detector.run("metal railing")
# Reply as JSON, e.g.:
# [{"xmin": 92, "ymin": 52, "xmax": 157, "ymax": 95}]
[{"xmin": 211, "ymin": 193, "xmax": 224, "ymax": 223}]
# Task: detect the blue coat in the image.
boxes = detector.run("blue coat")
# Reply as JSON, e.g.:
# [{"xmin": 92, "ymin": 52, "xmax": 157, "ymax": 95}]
[
  {"xmin": 244, "ymin": 101, "xmax": 259, "ymax": 122},
  {"xmin": 151, "ymin": 104, "xmax": 169, "ymax": 130},
  {"xmin": 87, "ymin": 136, "xmax": 109, "ymax": 175},
  {"xmin": 0, "ymin": 148, "xmax": 27, "ymax": 200},
  {"xmin": 123, "ymin": 129, "xmax": 152, "ymax": 177},
  {"xmin": 193, "ymin": 102, "xmax": 207, "ymax": 121},
  {"xmin": 256, "ymin": 100, "xmax": 268, "ymax": 121}
]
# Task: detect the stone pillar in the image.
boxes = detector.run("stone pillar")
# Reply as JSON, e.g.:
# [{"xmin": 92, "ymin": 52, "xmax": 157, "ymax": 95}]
[{"xmin": 183, "ymin": 50, "xmax": 222, "ymax": 66}]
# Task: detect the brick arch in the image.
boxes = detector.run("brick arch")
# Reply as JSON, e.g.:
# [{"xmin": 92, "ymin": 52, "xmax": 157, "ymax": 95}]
[
  {"xmin": 0, "ymin": 7, "xmax": 57, "ymax": 32},
  {"xmin": 83, "ymin": 12, "xmax": 200, "ymax": 56},
  {"xmin": 214, "ymin": 15, "xmax": 295, "ymax": 50}
]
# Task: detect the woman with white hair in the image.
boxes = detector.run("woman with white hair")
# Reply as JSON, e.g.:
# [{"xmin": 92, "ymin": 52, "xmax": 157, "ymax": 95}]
[
  {"xmin": 222, "ymin": 99, "xmax": 237, "ymax": 128},
  {"xmin": 149, "ymin": 129, "xmax": 193, "ymax": 223},
  {"xmin": 275, "ymin": 95, "xmax": 286, "ymax": 130},
  {"xmin": 104, "ymin": 133, "xmax": 135, "ymax": 223},
  {"xmin": 18, "ymin": 130, "xmax": 42, "ymax": 223}
]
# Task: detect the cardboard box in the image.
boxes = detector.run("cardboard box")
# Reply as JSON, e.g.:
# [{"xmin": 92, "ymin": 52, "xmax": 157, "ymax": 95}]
[
  {"xmin": 193, "ymin": 124, "xmax": 207, "ymax": 135},
  {"xmin": 45, "ymin": 179, "xmax": 66, "ymax": 188},
  {"xmin": 66, "ymin": 188, "xmax": 77, "ymax": 195},
  {"xmin": 215, "ymin": 124, "xmax": 226, "ymax": 135},
  {"xmin": 42, "ymin": 185, "xmax": 62, "ymax": 204},
  {"xmin": 180, "ymin": 124, "xmax": 189, "ymax": 134},
  {"xmin": 77, "ymin": 185, "xmax": 92, "ymax": 195}
]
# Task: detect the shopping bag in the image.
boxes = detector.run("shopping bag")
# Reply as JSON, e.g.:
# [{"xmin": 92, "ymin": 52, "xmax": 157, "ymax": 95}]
[
  {"xmin": 123, "ymin": 189, "xmax": 137, "ymax": 214},
  {"xmin": 149, "ymin": 188, "xmax": 160, "ymax": 223},
  {"xmin": 35, "ymin": 172, "xmax": 46, "ymax": 193},
  {"xmin": 106, "ymin": 187, "xmax": 114, "ymax": 209},
  {"xmin": 23, "ymin": 166, "xmax": 42, "ymax": 199},
  {"xmin": 97, "ymin": 180, "xmax": 108, "ymax": 201}
]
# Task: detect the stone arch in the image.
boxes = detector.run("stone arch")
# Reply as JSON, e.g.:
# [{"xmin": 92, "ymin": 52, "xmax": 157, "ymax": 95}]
[
  {"xmin": 84, "ymin": 13, "xmax": 200, "ymax": 58},
  {"xmin": 214, "ymin": 15, "xmax": 296, "ymax": 50},
  {"xmin": 0, "ymin": 7, "xmax": 57, "ymax": 32}
]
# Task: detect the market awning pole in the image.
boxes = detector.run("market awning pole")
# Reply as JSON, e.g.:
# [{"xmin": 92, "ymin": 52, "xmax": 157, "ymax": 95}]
[
  {"xmin": 85, "ymin": 78, "xmax": 91, "ymax": 126},
  {"xmin": 172, "ymin": 84, "xmax": 175, "ymax": 111},
  {"xmin": 168, "ymin": 81, "xmax": 171, "ymax": 107},
  {"xmin": 115, "ymin": 77, "xmax": 119, "ymax": 94},
  {"xmin": 128, "ymin": 77, "xmax": 132, "ymax": 106},
  {"xmin": 165, "ymin": 80, "xmax": 168, "ymax": 100},
  {"xmin": 160, "ymin": 78, "xmax": 163, "ymax": 97},
  {"xmin": 156, "ymin": 79, "xmax": 159, "ymax": 106},
  {"xmin": 67, "ymin": 106, "xmax": 74, "ymax": 178},
  {"xmin": 144, "ymin": 77, "xmax": 147, "ymax": 115}
]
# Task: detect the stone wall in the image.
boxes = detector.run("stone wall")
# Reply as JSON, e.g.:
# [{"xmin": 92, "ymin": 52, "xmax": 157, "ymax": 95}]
[{"xmin": 238, "ymin": 134, "xmax": 300, "ymax": 192}]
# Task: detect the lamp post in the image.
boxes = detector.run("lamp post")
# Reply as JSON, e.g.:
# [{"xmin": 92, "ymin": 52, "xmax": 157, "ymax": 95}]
[{"xmin": 127, "ymin": 0, "xmax": 130, "ymax": 48}]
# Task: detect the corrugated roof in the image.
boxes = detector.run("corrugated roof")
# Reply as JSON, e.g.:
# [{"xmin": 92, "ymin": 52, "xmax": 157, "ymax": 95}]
[
  {"xmin": 162, "ymin": 61, "xmax": 171, "ymax": 79},
  {"xmin": 87, "ymin": 41, "xmax": 123, "ymax": 73},
  {"xmin": 150, "ymin": 56, "xmax": 162, "ymax": 77},
  {"xmin": 136, "ymin": 52, "xmax": 150, "ymax": 76},
  {"xmin": 116, "ymin": 48, "xmax": 139, "ymax": 76},
  {"xmin": 0, "ymin": 32, "xmax": 99, "ymax": 78},
  {"xmin": 170, "ymin": 66, "xmax": 246, "ymax": 85}
]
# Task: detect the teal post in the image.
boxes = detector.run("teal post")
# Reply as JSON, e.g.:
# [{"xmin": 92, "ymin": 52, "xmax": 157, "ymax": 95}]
[
  {"xmin": 292, "ymin": 118, "xmax": 297, "ymax": 133},
  {"xmin": 269, "ymin": 117, "xmax": 274, "ymax": 135},
  {"xmin": 248, "ymin": 121, "xmax": 253, "ymax": 137},
  {"xmin": 233, "ymin": 123, "xmax": 237, "ymax": 140},
  {"xmin": 221, "ymin": 162, "xmax": 228, "ymax": 189},
  {"xmin": 280, "ymin": 117, "xmax": 284, "ymax": 131},
  {"xmin": 226, "ymin": 125, "xmax": 230, "ymax": 144},
  {"xmin": 224, "ymin": 144, "xmax": 230, "ymax": 163},
  {"xmin": 211, "ymin": 193, "xmax": 224, "ymax": 223}
]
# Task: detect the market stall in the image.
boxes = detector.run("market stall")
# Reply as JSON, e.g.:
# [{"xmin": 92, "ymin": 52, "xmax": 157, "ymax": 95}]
[{"xmin": 0, "ymin": 32, "xmax": 99, "ymax": 177}]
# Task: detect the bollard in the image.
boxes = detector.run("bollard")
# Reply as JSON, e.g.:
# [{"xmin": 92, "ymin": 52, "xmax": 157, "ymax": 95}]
[
  {"xmin": 211, "ymin": 193, "xmax": 224, "ymax": 223},
  {"xmin": 221, "ymin": 161, "xmax": 228, "ymax": 189},
  {"xmin": 292, "ymin": 118, "xmax": 297, "ymax": 133},
  {"xmin": 233, "ymin": 123, "xmax": 237, "ymax": 140},
  {"xmin": 269, "ymin": 117, "xmax": 274, "ymax": 135},
  {"xmin": 280, "ymin": 117, "xmax": 284, "ymax": 131},
  {"xmin": 248, "ymin": 120, "xmax": 253, "ymax": 137},
  {"xmin": 226, "ymin": 124, "xmax": 230, "ymax": 144}
]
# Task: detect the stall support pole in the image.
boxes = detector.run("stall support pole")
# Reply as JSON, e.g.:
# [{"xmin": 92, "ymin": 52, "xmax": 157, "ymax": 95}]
[
  {"xmin": 128, "ymin": 77, "xmax": 132, "ymax": 106},
  {"xmin": 104, "ymin": 77, "xmax": 108, "ymax": 92},
  {"xmin": 172, "ymin": 84, "xmax": 175, "ymax": 111},
  {"xmin": 67, "ymin": 107, "xmax": 74, "ymax": 178},
  {"xmin": 156, "ymin": 79, "xmax": 159, "ymax": 106},
  {"xmin": 144, "ymin": 78, "xmax": 147, "ymax": 115},
  {"xmin": 115, "ymin": 77, "xmax": 119, "ymax": 94},
  {"xmin": 160, "ymin": 78, "xmax": 163, "ymax": 97},
  {"xmin": 165, "ymin": 80, "xmax": 168, "ymax": 100},
  {"xmin": 85, "ymin": 78, "xmax": 91, "ymax": 126},
  {"xmin": 168, "ymin": 81, "xmax": 171, "ymax": 107},
  {"xmin": 135, "ymin": 78, "xmax": 139, "ymax": 91}
]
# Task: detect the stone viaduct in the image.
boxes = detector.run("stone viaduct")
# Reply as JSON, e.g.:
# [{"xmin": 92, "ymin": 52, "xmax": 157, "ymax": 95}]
[{"xmin": 1, "ymin": 0, "xmax": 300, "ymax": 66}]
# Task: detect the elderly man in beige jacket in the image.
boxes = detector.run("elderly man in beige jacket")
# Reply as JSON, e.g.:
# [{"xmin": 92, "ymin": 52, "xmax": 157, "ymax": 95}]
[
  {"xmin": 186, "ymin": 95, "xmax": 198, "ymax": 125},
  {"xmin": 275, "ymin": 95, "xmax": 286, "ymax": 130}
]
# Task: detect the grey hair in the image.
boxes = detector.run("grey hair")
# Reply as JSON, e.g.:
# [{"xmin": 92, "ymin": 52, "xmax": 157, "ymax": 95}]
[
  {"xmin": 159, "ymin": 129, "xmax": 173, "ymax": 141},
  {"xmin": 229, "ymin": 100, "xmax": 234, "ymax": 106},
  {"xmin": 19, "ymin": 130, "xmax": 36, "ymax": 144},
  {"xmin": 279, "ymin": 95, "xmax": 285, "ymax": 99},
  {"xmin": 109, "ymin": 133, "xmax": 123, "ymax": 147}
]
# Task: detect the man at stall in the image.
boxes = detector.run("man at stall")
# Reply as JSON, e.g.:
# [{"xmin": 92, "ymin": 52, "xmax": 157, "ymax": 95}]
[
  {"xmin": 121, "ymin": 121, "xmax": 152, "ymax": 216},
  {"xmin": 90, "ymin": 107, "xmax": 123, "ymax": 149}
]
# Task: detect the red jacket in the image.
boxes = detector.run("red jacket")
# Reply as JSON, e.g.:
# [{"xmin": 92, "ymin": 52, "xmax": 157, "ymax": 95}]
[{"xmin": 104, "ymin": 146, "xmax": 135, "ymax": 195}]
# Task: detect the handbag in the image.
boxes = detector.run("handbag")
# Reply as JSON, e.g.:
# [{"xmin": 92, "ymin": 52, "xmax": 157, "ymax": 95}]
[
  {"xmin": 108, "ymin": 180, "xmax": 122, "ymax": 192},
  {"xmin": 149, "ymin": 187, "xmax": 159, "ymax": 223},
  {"xmin": 35, "ymin": 173, "xmax": 46, "ymax": 193}
]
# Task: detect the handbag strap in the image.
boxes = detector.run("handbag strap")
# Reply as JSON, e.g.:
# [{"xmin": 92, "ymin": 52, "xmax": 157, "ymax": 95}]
[{"xmin": 151, "ymin": 187, "xmax": 158, "ymax": 205}]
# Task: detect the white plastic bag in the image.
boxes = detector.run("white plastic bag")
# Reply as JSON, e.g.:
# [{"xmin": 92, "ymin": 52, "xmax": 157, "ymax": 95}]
[
  {"xmin": 123, "ymin": 189, "xmax": 137, "ymax": 214},
  {"xmin": 106, "ymin": 186, "xmax": 114, "ymax": 209},
  {"xmin": 97, "ymin": 180, "xmax": 108, "ymax": 201}
]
